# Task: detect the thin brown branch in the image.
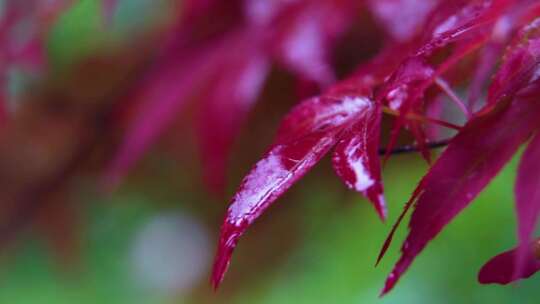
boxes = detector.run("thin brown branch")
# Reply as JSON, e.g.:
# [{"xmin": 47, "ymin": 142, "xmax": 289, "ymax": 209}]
[{"xmin": 379, "ymin": 139, "xmax": 451, "ymax": 155}]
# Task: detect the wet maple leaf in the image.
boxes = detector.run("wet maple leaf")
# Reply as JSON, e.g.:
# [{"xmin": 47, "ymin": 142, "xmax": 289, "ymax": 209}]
[
  {"xmin": 380, "ymin": 11, "xmax": 540, "ymax": 295},
  {"xmin": 206, "ymin": 0, "xmax": 540, "ymax": 294},
  {"xmin": 211, "ymin": 92, "xmax": 386, "ymax": 288}
]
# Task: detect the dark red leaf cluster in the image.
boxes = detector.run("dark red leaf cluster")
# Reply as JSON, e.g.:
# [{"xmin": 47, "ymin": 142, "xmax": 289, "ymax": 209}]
[{"xmin": 179, "ymin": 0, "xmax": 540, "ymax": 294}]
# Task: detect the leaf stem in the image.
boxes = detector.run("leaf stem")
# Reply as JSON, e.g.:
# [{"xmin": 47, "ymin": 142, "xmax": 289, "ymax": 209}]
[
  {"xmin": 379, "ymin": 138, "xmax": 450, "ymax": 155},
  {"xmin": 382, "ymin": 106, "xmax": 462, "ymax": 130},
  {"xmin": 435, "ymin": 77, "xmax": 472, "ymax": 119}
]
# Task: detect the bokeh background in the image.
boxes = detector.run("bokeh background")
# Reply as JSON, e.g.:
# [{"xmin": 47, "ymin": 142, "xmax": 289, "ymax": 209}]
[{"xmin": 2, "ymin": 0, "xmax": 540, "ymax": 303}]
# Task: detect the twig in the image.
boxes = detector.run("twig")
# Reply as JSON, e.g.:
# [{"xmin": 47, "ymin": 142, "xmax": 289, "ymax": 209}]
[
  {"xmin": 434, "ymin": 77, "xmax": 472, "ymax": 119},
  {"xmin": 379, "ymin": 138, "xmax": 451, "ymax": 155}
]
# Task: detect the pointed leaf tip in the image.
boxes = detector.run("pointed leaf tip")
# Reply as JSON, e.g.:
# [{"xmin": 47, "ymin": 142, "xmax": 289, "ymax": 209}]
[
  {"xmin": 377, "ymin": 186, "xmax": 424, "ymax": 266},
  {"xmin": 211, "ymin": 221, "xmax": 244, "ymax": 289},
  {"xmin": 380, "ymin": 253, "xmax": 414, "ymax": 295},
  {"xmin": 211, "ymin": 95, "xmax": 378, "ymax": 286},
  {"xmin": 373, "ymin": 194, "xmax": 388, "ymax": 221},
  {"xmin": 380, "ymin": 272, "xmax": 397, "ymax": 297},
  {"xmin": 331, "ymin": 102, "xmax": 386, "ymax": 220}
]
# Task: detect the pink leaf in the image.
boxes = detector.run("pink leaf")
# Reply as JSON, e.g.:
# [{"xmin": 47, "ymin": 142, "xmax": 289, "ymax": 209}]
[
  {"xmin": 198, "ymin": 45, "xmax": 270, "ymax": 194},
  {"xmin": 379, "ymin": 57, "xmax": 435, "ymax": 160},
  {"xmin": 381, "ymin": 75, "xmax": 540, "ymax": 295},
  {"xmin": 381, "ymin": 57, "xmax": 435, "ymax": 111},
  {"xmin": 368, "ymin": 0, "xmax": 439, "ymax": 42},
  {"xmin": 332, "ymin": 103, "xmax": 386, "ymax": 219},
  {"xmin": 513, "ymin": 130, "xmax": 540, "ymax": 280},
  {"xmin": 212, "ymin": 94, "xmax": 376, "ymax": 288},
  {"xmin": 478, "ymin": 243, "xmax": 540, "ymax": 284},
  {"xmin": 11, "ymin": 36, "xmax": 47, "ymax": 71},
  {"xmin": 467, "ymin": 42, "xmax": 503, "ymax": 110},
  {"xmin": 211, "ymin": 42, "xmax": 411, "ymax": 287},
  {"xmin": 270, "ymin": 0, "xmax": 356, "ymax": 85},
  {"xmin": 103, "ymin": 40, "xmax": 226, "ymax": 188},
  {"xmin": 103, "ymin": 0, "xmax": 359, "ymax": 190},
  {"xmin": 488, "ymin": 18, "xmax": 540, "ymax": 105},
  {"xmin": 416, "ymin": 0, "xmax": 509, "ymax": 57},
  {"xmin": 459, "ymin": 7, "xmax": 540, "ymax": 111},
  {"xmin": 375, "ymin": 0, "xmax": 509, "ymax": 159},
  {"xmin": 424, "ymin": 95, "xmax": 445, "ymax": 140}
]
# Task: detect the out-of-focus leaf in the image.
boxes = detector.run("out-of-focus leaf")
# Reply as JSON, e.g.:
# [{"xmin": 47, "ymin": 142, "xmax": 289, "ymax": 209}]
[
  {"xmin": 467, "ymin": 42, "xmax": 503, "ymax": 110},
  {"xmin": 198, "ymin": 39, "xmax": 270, "ymax": 194},
  {"xmin": 34, "ymin": 191, "xmax": 81, "ymax": 268},
  {"xmin": 368, "ymin": 0, "xmax": 439, "ymax": 42},
  {"xmin": 488, "ymin": 18, "xmax": 540, "ymax": 105},
  {"xmin": 101, "ymin": 0, "xmax": 117, "ymax": 24},
  {"xmin": 103, "ymin": 36, "xmax": 232, "ymax": 188},
  {"xmin": 269, "ymin": 0, "xmax": 354, "ymax": 85},
  {"xmin": 104, "ymin": 0, "xmax": 361, "ymax": 191},
  {"xmin": 416, "ymin": 0, "xmax": 509, "ymax": 56}
]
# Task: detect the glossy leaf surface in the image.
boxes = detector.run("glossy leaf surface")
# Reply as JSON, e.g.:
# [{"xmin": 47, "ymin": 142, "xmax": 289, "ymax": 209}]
[
  {"xmin": 212, "ymin": 94, "xmax": 379, "ymax": 288},
  {"xmin": 332, "ymin": 103, "xmax": 386, "ymax": 219},
  {"xmin": 382, "ymin": 64, "xmax": 540, "ymax": 296}
]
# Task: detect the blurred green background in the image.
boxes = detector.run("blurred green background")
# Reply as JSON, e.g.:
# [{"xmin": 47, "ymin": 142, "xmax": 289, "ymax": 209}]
[{"xmin": 3, "ymin": 1, "xmax": 539, "ymax": 303}]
